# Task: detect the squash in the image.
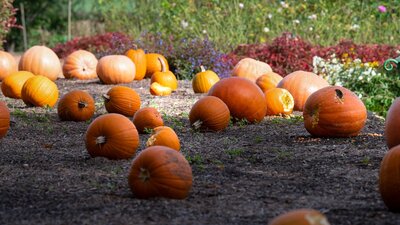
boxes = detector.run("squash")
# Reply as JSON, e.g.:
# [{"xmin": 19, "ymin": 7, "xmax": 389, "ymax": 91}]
[
  {"xmin": 255, "ymin": 71, "xmax": 283, "ymax": 93},
  {"xmin": 103, "ymin": 86, "xmax": 141, "ymax": 117},
  {"xmin": 132, "ymin": 107, "xmax": 164, "ymax": 133},
  {"xmin": 192, "ymin": 66, "xmax": 220, "ymax": 93},
  {"xmin": 21, "ymin": 75, "xmax": 59, "ymax": 108},
  {"xmin": 231, "ymin": 57, "xmax": 272, "ymax": 82},
  {"xmin": 150, "ymin": 82, "xmax": 172, "ymax": 96},
  {"xmin": 379, "ymin": 145, "xmax": 400, "ymax": 212},
  {"xmin": 57, "ymin": 90, "xmax": 95, "ymax": 121},
  {"xmin": 268, "ymin": 209, "xmax": 330, "ymax": 225},
  {"xmin": 125, "ymin": 47, "xmax": 147, "ymax": 80},
  {"xmin": 96, "ymin": 55, "xmax": 135, "ymax": 84},
  {"xmin": 150, "ymin": 57, "xmax": 178, "ymax": 90},
  {"xmin": 264, "ymin": 88, "xmax": 294, "ymax": 116},
  {"xmin": 1, "ymin": 71, "xmax": 35, "ymax": 99},
  {"xmin": 146, "ymin": 126, "xmax": 180, "ymax": 151},
  {"xmin": 62, "ymin": 50, "xmax": 98, "ymax": 80},
  {"xmin": 145, "ymin": 53, "xmax": 169, "ymax": 78},
  {"xmin": 385, "ymin": 98, "xmax": 400, "ymax": 149},
  {"xmin": 0, "ymin": 50, "xmax": 17, "ymax": 81},
  {"xmin": 0, "ymin": 101, "xmax": 10, "ymax": 139}
]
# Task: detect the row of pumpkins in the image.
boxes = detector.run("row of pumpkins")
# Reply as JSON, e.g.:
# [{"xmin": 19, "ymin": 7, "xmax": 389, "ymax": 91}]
[{"xmin": 0, "ymin": 45, "xmax": 397, "ymax": 224}]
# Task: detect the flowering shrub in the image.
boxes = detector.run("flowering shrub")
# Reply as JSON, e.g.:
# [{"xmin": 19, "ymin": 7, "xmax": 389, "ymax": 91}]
[{"xmin": 0, "ymin": 0, "xmax": 19, "ymax": 50}]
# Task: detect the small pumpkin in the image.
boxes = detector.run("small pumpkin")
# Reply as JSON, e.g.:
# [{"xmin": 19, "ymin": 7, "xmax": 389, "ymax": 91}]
[
  {"xmin": 385, "ymin": 98, "xmax": 400, "ymax": 149},
  {"xmin": 0, "ymin": 50, "xmax": 17, "ymax": 81},
  {"xmin": 268, "ymin": 209, "xmax": 330, "ymax": 225},
  {"xmin": 303, "ymin": 86, "xmax": 367, "ymax": 137},
  {"xmin": 145, "ymin": 53, "xmax": 169, "ymax": 78},
  {"xmin": 125, "ymin": 47, "xmax": 147, "ymax": 80},
  {"xmin": 21, "ymin": 75, "xmax": 59, "ymax": 107},
  {"xmin": 150, "ymin": 57, "xmax": 178, "ymax": 90},
  {"xmin": 132, "ymin": 107, "xmax": 164, "ymax": 133},
  {"xmin": 146, "ymin": 126, "xmax": 180, "ymax": 151},
  {"xmin": 192, "ymin": 66, "xmax": 220, "ymax": 93},
  {"xmin": 18, "ymin": 45, "xmax": 61, "ymax": 81},
  {"xmin": 255, "ymin": 71, "xmax": 283, "ymax": 93},
  {"xmin": 231, "ymin": 57, "xmax": 272, "ymax": 82},
  {"xmin": 150, "ymin": 82, "xmax": 172, "ymax": 96},
  {"xmin": 57, "ymin": 90, "xmax": 95, "ymax": 121},
  {"xmin": 264, "ymin": 88, "xmax": 294, "ymax": 116},
  {"xmin": 1, "ymin": 71, "xmax": 35, "ymax": 99},
  {"xmin": 0, "ymin": 101, "xmax": 10, "ymax": 139},
  {"xmin": 62, "ymin": 50, "xmax": 98, "ymax": 80},
  {"xmin": 96, "ymin": 55, "xmax": 135, "ymax": 84},
  {"xmin": 189, "ymin": 96, "xmax": 230, "ymax": 132},
  {"xmin": 379, "ymin": 145, "xmax": 400, "ymax": 212},
  {"xmin": 85, "ymin": 113, "xmax": 139, "ymax": 160},
  {"xmin": 128, "ymin": 145, "xmax": 193, "ymax": 199},
  {"xmin": 103, "ymin": 86, "xmax": 141, "ymax": 117}
]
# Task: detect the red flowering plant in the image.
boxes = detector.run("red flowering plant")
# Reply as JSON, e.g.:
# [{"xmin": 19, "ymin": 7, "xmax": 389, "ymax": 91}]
[{"xmin": 0, "ymin": 0, "xmax": 20, "ymax": 50}]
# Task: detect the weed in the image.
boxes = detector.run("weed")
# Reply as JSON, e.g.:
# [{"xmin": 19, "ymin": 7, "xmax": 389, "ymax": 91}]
[{"xmin": 226, "ymin": 148, "xmax": 244, "ymax": 157}]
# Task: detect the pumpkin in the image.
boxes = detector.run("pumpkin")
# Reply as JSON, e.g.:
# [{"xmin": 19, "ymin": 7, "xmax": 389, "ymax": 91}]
[
  {"xmin": 264, "ymin": 88, "xmax": 294, "ymax": 116},
  {"xmin": 85, "ymin": 113, "xmax": 139, "ymax": 160},
  {"xmin": 189, "ymin": 96, "xmax": 230, "ymax": 132},
  {"xmin": 0, "ymin": 101, "xmax": 10, "ymax": 139},
  {"xmin": 208, "ymin": 77, "xmax": 266, "ymax": 123},
  {"xmin": 128, "ymin": 145, "xmax": 193, "ymax": 199},
  {"xmin": 255, "ymin": 71, "xmax": 283, "ymax": 93},
  {"xmin": 150, "ymin": 57, "xmax": 178, "ymax": 90},
  {"xmin": 192, "ymin": 66, "xmax": 220, "ymax": 93},
  {"xmin": 103, "ymin": 86, "xmax": 141, "ymax": 117},
  {"xmin": 57, "ymin": 90, "xmax": 95, "ymax": 121},
  {"xmin": 96, "ymin": 55, "xmax": 135, "ymax": 84},
  {"xmin": 385, "ymin": 98, "xmax": 400, "ymax": 149},
  {"xmin": 277, "ymin": 70, "xmax": 329, "ymax": 111},
  {"xmin": 0, "ymin": 50, "xmax": 17, "ymax": 81},
  {"xmin": 231, "ymin": 57, "xmax": 272, "ymax": 82},
  {"xmin": 21, "ymin": 75, "xmax": 59, "ymax": 107},
  {"xmin": 150, "ymin": 82, "xmax": 172, "ymax": 96},
  {"xmin": 132, "ymin": 107, "xmax": 164, "ymax": 133},
  {"xmin": 1, "ymin": 71, "xmax": 35, "ymax": 99},
  {"xmin": 62, "ymin": 50, "xmax": 98, "ymax": 80},
  {"xmin": 146, "ymin": 126, "xmax": 180, "ymax": 151},
  {"xmin": 18, "ymin": 45, "xmax": 61, "ymax": 81},
  {"xmin": 268, "ymin": 209, "xmax": 330, "ymax": 225},
  {"xmin": 379, "ymin": 145, "xmax": 400, "ymax": 212},
  {"xmin": 145, "ymin": 53, "xmax": 169, "ymax": 78},
  {"xmin": 125, "ymin": 47, "xmax": 147, "ymax": 80},
  {"xmin": 303, "ymin": 86, "xmax": 367, "ymax": 137}
]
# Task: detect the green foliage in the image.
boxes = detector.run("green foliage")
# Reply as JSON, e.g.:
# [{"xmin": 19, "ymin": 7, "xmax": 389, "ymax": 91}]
[{"xmin": 0, "ymin": 0, "xmax": 18, "ymax": 50}]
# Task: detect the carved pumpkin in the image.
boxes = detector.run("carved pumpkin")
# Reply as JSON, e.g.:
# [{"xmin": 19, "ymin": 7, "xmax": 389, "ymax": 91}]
[
  {"xmin": 103, "ymin": 86, "xmax": 141, "ymax": 117},
  {"xmin": 132, "ymin": 107, "xmax": 164, "ymax": 134},
  {"xmin": 1, "ymin": 71, "xmax": 35, "ymax": 99},
  {"xmin": 231, "ymin": 57, "xmax": 272, "ymax": 82},
  {"xmin": 128, "ymin": 145, "xmax": 193, "ymax": 199},
  {"xmin": 0, "ymin": 50, "xmax": 17, "ymax": 81},
  {"xmin": 85, "ymin": 113, "xmax": 139, "ymax": 159},
  {"xmin": 303, "ymin": 86, "xmax": 367, "ymax": 137},
  {"xmin": 21, "ymin": 75, "xmax": 59, "ymax": 107},
  {"xmin": 62, "ymin": 50, "xmax": 98, "ymax": 80},
  {"xmin": 57, "ymin": 90, "xmax": 95, "ymax": 121},
  {"xmin": 18, "ymin": 45, "xmax": 61, "ymax": 81},
  {"xmin": 150, "ymin": 82, "xmax": 172, "ymax": 96},
  {"xmin": 268, "ymin": 209, "xmax": 330, "ymax": 225},
  {"xmin": 0, "ymin": 101, "xmax": 10, "ymax": 139},
  {"xmin": 145, "ymin": 53, "xmax": 169, "ymax": 78},
  {"xmin": 192, "ymin": 66, "xmax": 220, "ymax": 93},
  {"xmin": 96, "ymin": 55, "xmax": 135, "ymax": 84},
  {"xmin": 146, "ymin": 126, "xmax": 180, "ymax": 151},
  {"xmin": 379, "ymin": 145, "xmax": 400, "ymax": 212},
  {"xmin": 150, "ymin": 57, "xmax": 178, "ymax": 90},
  {"xmin": 189, "ymin": 96, "xmax": 230, "ymax": 132},
  {"xmin": 277, "ymin": 70, "xmax": 329, "ymax": 111},
  {"xmin": 255, "ymin": 71, "xmax": 283, "ymax": 93},
  {"xmin": 208, "ymin": 77, "xmax": 266, "ymax": 123},
  {"xmin": 125, "ymin": 47, "xmax": 147, "ymax": 80},
  {"xmin": 385, "ymin": 98, "xmax": 400, "ymax": 149},
  {"xmin": 264, "ymin": 88, "xmax": 294, "ymax": 116}
]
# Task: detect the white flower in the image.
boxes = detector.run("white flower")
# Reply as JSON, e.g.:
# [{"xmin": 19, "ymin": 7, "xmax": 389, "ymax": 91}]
[
  {"xmin": 268, "ymin": 13, "xmax": 273, "ymax": 19},
  {"xmin": 202, "ymin": 30, "xmax": 207, "ymax": 34},
  {"xmin": 280, "ymin": 1, "xmax": 289, "ymax": 8},
  {"xmin": 181, "ymin": 20, "xmax": 189, "ymax": 29},
  {"xmin": 351, "ymin": 24, "xmax": 360, "ymax": 30},
  {"xmin": 263, "ymin": 27, "xmax": 270, "ymax": 33},
  {"xmin": 308, "ymin": 14, "xmax": 317, "ymax": 20},
  {"xmin": 238, "ymin": 3, "xmax": 244, "ymax": 8},
  {"xmin": 309, "ymin": 27, "xmax": 313, "ymax": 31},
  {"xmin": 293, "ymin": 19, "xmax": 300, "ymax": 24}
]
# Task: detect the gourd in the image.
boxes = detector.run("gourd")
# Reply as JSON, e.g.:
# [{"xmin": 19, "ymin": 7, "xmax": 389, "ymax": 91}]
[
  {"xmin": 132, "ymin": 107, "xmax": 164, "ymax": 133},
  {"xmin": 385, "ymin": 98, "xmax": 400, "ymax": 149},
  {"xmin": 192, "ymin": 66, "xmax": 220, "ymax": 93},
  {"xmin": 125, "ymin": 47, "xmax": 147, "ymax": 80},
  {"xmin": 145, "ymin": 53, "xmax": 169, "ymax": 78},
  {"xmin": 1, "ymin": 71, "xmax": 35, "ymax": 99},
  {"xmin": 150, "ymin": 82, "xmax": 172, "ymax": 96},
  {"xmin": 0, "ymin": 50, "xmax": 17, "ymax": 81},
  {"xmin": 255, "ymin": 71, "xmax": 283, "ymax": 93},
  {"xmin": 57, "ymin": 90, "xmax": 95, "ymax": 121},
  {"xmin": 231, "ymin": 57, "xmax": 272, "ymax": 82},
  {"xmin": 146, "ymin": 126, "xmax": 180, "ymax": 151},
  {"xmin": 264, "ymin": 88, "xmax": 294, "ymax": 116},
  {"xmin": 103, "ymin": 86, "xmax": 141, "ymax": 117},
  {"xmin": 379, "ymin": 145, "xmax": 400, "ymax": 212},
  {"xmin": 96, "ymin": 55, "xmax": 135, "ymax": 84},
  {"xmin": 62, "ymin": 50, "xmax": 98, "ymax": 80},
  {"xmin": 268, "ymin": 209, "xmax": 330, "ymax": 225},
  {"xmin": 0, "ymin": 101, "xmax": 10, "ymax": 139},
  {"xmin": 21, "ymin": 75, "xmax": 59, "ymax": 108},
  {"xmin": 150, "ymin": 57, "xmax": 178, "ymax": 90}
]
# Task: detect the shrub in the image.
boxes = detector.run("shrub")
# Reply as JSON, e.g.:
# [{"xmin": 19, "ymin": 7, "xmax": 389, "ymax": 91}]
[{"xmin": 0, "ymin": 0, "xmax": 19, "ymax": 50}]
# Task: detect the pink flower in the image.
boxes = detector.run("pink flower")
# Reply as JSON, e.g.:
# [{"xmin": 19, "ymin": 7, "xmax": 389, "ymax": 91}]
[{"xmin": 378, "ymin": 5, "xmax": 387, "ymax": 13}]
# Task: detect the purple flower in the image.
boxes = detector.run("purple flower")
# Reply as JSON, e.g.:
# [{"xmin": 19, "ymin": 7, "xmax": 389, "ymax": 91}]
[{"xmin": 378, "ymin": 5, "xmax": 387, "ymax": 13}]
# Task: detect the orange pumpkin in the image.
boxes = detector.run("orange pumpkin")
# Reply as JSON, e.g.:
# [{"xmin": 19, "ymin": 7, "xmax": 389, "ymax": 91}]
[
  {"xmin": 264, "ymin": 88, "xmax": 294, "ymax": 116},
  {"xmin": 132, "ymin": 107, "xmax": 164, "ymax": 133},
  {"xmin": 255, "ymin": 71, "xmax": 283, "ymax": 93},
  {"xmin": 57, "ymin": 90, "xmax": 95, "ymax": 121},
  {"xmin": 268, "ymin": 209, "xmax": 330, "ymax": 225},
  {"xmin": 62, "ymin": 50, "xmax": 98, "ymax": 80},
  {"xmin": 379, "ymin": 145, "xmax": 400, "ymax": 212},
  {"xmin": 192, "ymin": 66, "xmax": 220, "ymax": 93},
  {"xmin": 189, "ymin": 96, "xmax": 230, "ymax": 132},
  {"xmin": 145, "ymin": 53, "xmax": 169, "ymax": 78},
  {"xmin": 208, "ymin": 77, "xmax": 266, "ymax": 123},
  {"xmin": 385, "ymin": 98, "xmax": 400, "ymax": 149},
  {"xmin": 146, "ymin": 126, "xmax": 180, "ymax": 151},
  {"xmin": 85, "ymin": 113, "xmax": 139, "ymax": 160},
  {"xmin": 125, "ymin": 47, "xmax": 147, "ymax": 80},
  {"xmin": 277, "ymin": 71, "xmax": 329, "ymax": 111},
  {"xmin": 1, "ymin": 71, "xmax": 35, "ymax": 99},
  {"xmin": 96, "ymin": 55, "xmax": 135, "ymax": 84},
  {"xmin": 150, "ymin": 57, "xmax": 178, "ymax": 90},
  {"xmin": 128, "ymin": 145, "xmax": 193, "ymax": 199},
  {"xmin": 150, "ymin": 82, "xmax": 172, "ymax": 96},
  {"xmin": 103, "ymin": 86, "xmax": 141, "ymax": 117},
  {"xmin": 21, "ymin": 75, "xmax": 59, "ymax": 107},
  {"xmin": 231, "ymin": 57, "xmax": 272, "ymax": 82},
  {"xmin": 0, "ymin": 50, "xmax": 17, "ymax": 81},
  {"xmin": 18, "ymin": 45, "xmax": 61, "ymax": 81},
  {"xmin": 0, "ymin": 101, "xmax": 10, "ymax": 139}
]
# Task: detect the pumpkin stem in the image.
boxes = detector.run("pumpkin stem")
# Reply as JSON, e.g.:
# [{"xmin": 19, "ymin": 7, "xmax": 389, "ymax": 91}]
[
  {"xmin": 335, "ymin": 89, "xmax": 344, "ymax": 104},
  {"xmin": 157, "ymin": 57, "xmax": 166, "ymax": 72},
  {"xmin": 192, "ymin": 120, "xmax": 203, "ymax": 130},
  {"xmin": 102, "ymin": 94, "xmax": 110, "ymax": 103},
  {"xmin": 305, "ymin": 214, "xmax": 330, "ymax": 225},
  {"xmin": 78, "ymin": 101, "xmax": 88, "ymax": 108},
  {"xmin": 200, "ymin": 65, "xmax": 206, "ymax": 72},
  {"xmin": 95, "ymin": 136, "xmax": 106, "ymax": 145},
  {"xmin": 139, "ymin": 167, "xmax": 151, "ymax": 182}
]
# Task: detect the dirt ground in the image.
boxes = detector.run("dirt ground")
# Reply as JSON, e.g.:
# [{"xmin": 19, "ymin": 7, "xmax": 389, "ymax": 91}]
[{"xmin": 0, "ymin": 78, "xmax": 398, "ymax": 225}]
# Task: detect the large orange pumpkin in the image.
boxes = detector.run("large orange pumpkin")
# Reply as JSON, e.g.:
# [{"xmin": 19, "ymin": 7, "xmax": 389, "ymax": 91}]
[
  {"xmin": 96, "ymin": 55, "xmax": 136, "ymax": 84},
  {"xmin": 62, "ymin": 50, "xmax": 98, "ymax": 80},
  {"xmin": 132, "ymin": 107, "xmax": 164, "ymax": 133},
  {"xmin": 277, "ymin": 71, "xmax": 329, "ymax": 111},
  {"xmin": 21, "ymin": 75, "xmax": 59, "ymax": 107},
  {"xmin": 208, "ymin": 77, "xmax": 266, "ymax": 123},
  {"xmin": 385, "ymin": 98, "xmax": 400, "ymax": 149},
  {"xmin": 268, "ymin": 209, "xmax": 330, "ymax": 225},
  {"xmin": 0, "ymin": 50, "xmax": 17, "ymax": 81},
  {"xmin": 146, "ymin": 126, "xmax": 180, "ymax": 151},
  {"xmin": 192, "ymin": 66, "xmax": 220, "ymax": 93},
  {"xmin": 1, "ymin": 71, "xmax": 35, "ymax": 99},
  {"xmin": 379, "ymin": 145, "xmax": 400, "ymax": 212},
  {"xmin": 256, "ymin": 71, "xmax": 283, "ymax": 93},
  {"xmin": 85, "ymin": 113, "xmax": 139, "ymax": 160},
  {"xmin": 18, "ymin": 45, "xmax": 61, "ymax": 81},
  {"xmin": 103, "ymin": 86, "xmax": 141, "ymax": 117},
  {"xmin": 57, "ymin": 90, "xmax": 95, "ymax": 121},
  {"xmin": 264, "ymin": 88, "xmax": 294, "ymax": 116},
  {"xmin": 0, "ymin": 101, "xmax": 10, "ymax": 139},
  {"xmin": 150, "ymin": 57, "xmax": 178, "ymax": 90},
  {"xmin": 145, "ymin": 53, "xmax": 169, "ymax": 78},
  {"xmin": 128, "ymin": 145, "xmax": 193, "ymax": 199},
  {"xmin": 303, "ymin": 86, "xmax": 367, "ymax": 137},
  {"xmin": 125, "ymin": 47, "xmax": 147, "ymax": 80},
  {"xmin": 231, "ymin": 57, "xmax": 272, "ymax": 82}
]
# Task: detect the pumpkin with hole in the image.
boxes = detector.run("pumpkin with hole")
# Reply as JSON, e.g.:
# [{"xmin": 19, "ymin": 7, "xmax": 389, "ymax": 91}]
[
  {"xmin": 256, "ymin": 71, "xmax": 283, "ymax": 93},
  {"xmin": 192, "ymin": 66, "xmax": 220, "ymax": 93},
  {"xmin": 125, "ymin": 48, "xmax": 146, "ymax": 80},
  {"xmin": 57, "ymin": 90, "xmax": 95, "ymax": 121},
  {"xmin": 21, "ymin": 75, "xmax": 59, "ymax": 108},
  {"xmin": 303, "ymin": 86, "xmax": 367, "ymax": 137},
  {"xmin": 208, "ymin": 77, "xmax": 266, "ymax": 123},
  {"xmin": 150, "ymin": 82, "xmax": 172, "ymax": 96},
  {"xmin": 62, "ymin": 50, "xmax": 98, "ymax": 80},
  {"xmin": 1, "ymin": 71, "xmax": 35, "ymax": 99},
  {"xmin": 103, "ymin": 86, "xmax": 141, "ymax": 117},
  {"xmin": 145, "ymin": 53, "xmax": 169, "ymax": 78},
  {"xmin": 18, "ymin": 45, "xmax": 61, "ymax": 81},
  {"xmin": 146, "ymin": 126, "xmax": 180, "ymax": 151},
  {"xmin": 128, "ymin": 145, "xmax": 193, "ymax": 199},
  {"xmin": 268, "ymin": 209, "xmax": 330, "ymax": 225},
  {"xmin": 189, "ymin": 96, "xmax": 230, "ymax": 132},
  {"xmin": 132, "ymin": 107, "xmax": 164, "ymax": 134},
  {"xmin": 264, "ymin": 88, "xmax": 294, "ymax": 116},
  {"xmin": 96, "ymin": 55, "xmax": 135, "ymax": 84},
  {"xmin": 385, "ymin": 98, "xmax": 400, "ymax": 149},
  {"xmin": 85, "ymin": 113, "xmax": 139, "ymax": 160},
  {"xmin": 150, "ymin": 57, "xmax": 178, "ymax": 90},
  {"xmin": 0, "ymin": 101, "xmax": 10, "ymax": 139},
  {"xmin": 379, "ymin": 145, "xmax": 400, "ymax": 212},
  {"xmin": 231, "ymin": 57, "xmax": 272, "ymax": 82},
  {"xmin": 277, "ymin": 70, "xmax": 329, "ymax": 111},
  {"xmin": 0, "ymin": 50, "xmax": 17, "ymax": 81}
]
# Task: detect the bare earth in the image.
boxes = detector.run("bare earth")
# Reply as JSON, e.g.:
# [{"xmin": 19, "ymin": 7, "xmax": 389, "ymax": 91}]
[{"xmin": 0, "ymin": 79, "xmax": 398, "ymax": 225}]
